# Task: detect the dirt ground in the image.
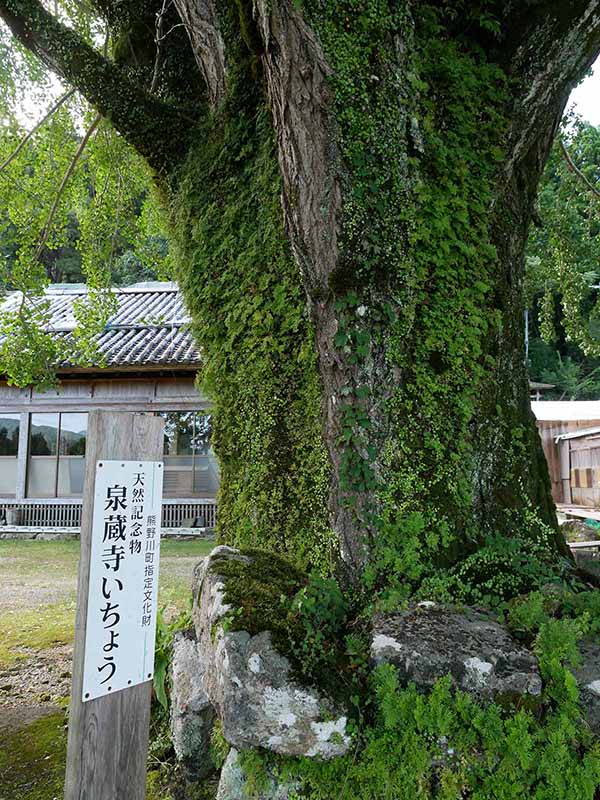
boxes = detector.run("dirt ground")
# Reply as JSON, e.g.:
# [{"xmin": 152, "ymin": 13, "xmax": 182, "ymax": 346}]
[{"xmin": 0, "ymin": 538, "xmax": 213, "ymax": 799}]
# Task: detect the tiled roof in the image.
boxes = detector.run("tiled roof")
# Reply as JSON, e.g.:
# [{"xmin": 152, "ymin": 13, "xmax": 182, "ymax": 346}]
[{"xmin": 0, "ymin": 282, "xmax": 201, "ymax": 369}]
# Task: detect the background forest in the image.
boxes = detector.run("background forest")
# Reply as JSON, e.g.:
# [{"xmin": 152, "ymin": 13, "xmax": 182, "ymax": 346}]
[
  {"xmin": 0, "ymin": 74, "xmax": 169, "ymax": 292},
  {"xmin": 527, "ymin": 118, "xmax": 600, "ymax": 400}
]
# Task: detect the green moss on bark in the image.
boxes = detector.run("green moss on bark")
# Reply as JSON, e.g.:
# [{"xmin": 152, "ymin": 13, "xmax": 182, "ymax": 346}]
[
  {"xmin": 300, "ymin": 0, "xmax": 565, "ymax": 589},
  {"xmin": 166, "ymin": 0, "xmax": 564, "ymax": 590},
  {"xmin": 168, "ymin": 48, "xmax": 333, "ymax": 570}
]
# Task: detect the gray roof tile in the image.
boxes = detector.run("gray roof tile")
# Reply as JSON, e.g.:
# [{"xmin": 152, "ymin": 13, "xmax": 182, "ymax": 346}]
[{"xmin": 0, "ymin": 283, "xmax": 200, "ymax": 369}]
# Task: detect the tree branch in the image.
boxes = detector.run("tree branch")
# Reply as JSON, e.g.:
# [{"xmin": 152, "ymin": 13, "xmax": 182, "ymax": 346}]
[
  {"xmin": 172, "ymin": 0, "xmax": 226, "ymax": 107},
  {"xmin": 35, "ymin": 113, "xmax": 101, "ymax": 260},
  {"xmin": 150, "ymin": 0, "xmax": 170, "ymax": 94},
  {"xmin": 501, "ymin": 1, "xmax": 600, "ymax": 175},
  {"xmin": 560, "ymin": 137, "xmax": 600, "ymax": 201},
  {"xmin": 0, "ymin": 87, "xmax": 75, "ymax": 174},
  {"xmin": 0, "ymin": 0, "xmax": 194, "ymax": 171}
]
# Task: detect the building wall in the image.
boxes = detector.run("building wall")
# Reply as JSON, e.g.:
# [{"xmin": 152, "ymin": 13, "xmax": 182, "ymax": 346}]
[
  {"xmin": 0, "ymin": 374, "xmax": 217, "ymax": 520},
  {"xmin": 536, "ymin": 419, "xmax": 600, "ymax": 506},
  {"xmin": 0, "ymin": 374, "xmax": 207, "ymax": 414}
]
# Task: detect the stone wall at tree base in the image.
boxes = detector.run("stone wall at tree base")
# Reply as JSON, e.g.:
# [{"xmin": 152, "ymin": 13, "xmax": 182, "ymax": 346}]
[{"xmin": 168, "ymin": 548, "xmax": 600, "ymax": 799}]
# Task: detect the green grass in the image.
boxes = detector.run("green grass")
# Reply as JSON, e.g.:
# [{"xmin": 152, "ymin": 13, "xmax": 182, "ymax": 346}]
[
  {"xmin": 0, "ymin": 712, "xmax": 67, "ymax": 800},
  {"xmin": 0, "ymin": 603, "xmax": 76, "ymax": 667},
  {"xmin": 0, "ymin": 538, "xmax": 214, "ymax": 580},
  {"xmin": 0, "ymin": 710, "xmax": 217, "ymax": 800},
  {"xmin": 0, "ymin": 539, "xmax": 80, "ymax": 578},
  {"xmin": 0, "ymin": 538, "xmax": 214, "ymax": 668}
]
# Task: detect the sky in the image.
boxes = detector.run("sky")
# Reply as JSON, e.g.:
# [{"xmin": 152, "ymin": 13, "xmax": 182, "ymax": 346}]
[
  {"xmin": 567, "ymin": 62, "xmax": 600, "ymax": 125},
  {"xmin": 13, "ymin": 54, "xmax": 600, "ymax": 129}
]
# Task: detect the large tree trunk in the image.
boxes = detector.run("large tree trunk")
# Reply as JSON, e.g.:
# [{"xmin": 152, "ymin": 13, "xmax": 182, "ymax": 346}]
[
  {"xmin": 170, "ymin": 1, "xmax": 588, "ymax": 583},
  {"xmin": 2, "ymin": 0, "xmax": 600, "ymax": 584}
]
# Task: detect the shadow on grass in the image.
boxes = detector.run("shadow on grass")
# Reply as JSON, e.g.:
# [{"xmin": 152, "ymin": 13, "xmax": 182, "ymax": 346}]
[{"xmin": 0, "ymin": 712, "xmax": 67, "ymax": 800}]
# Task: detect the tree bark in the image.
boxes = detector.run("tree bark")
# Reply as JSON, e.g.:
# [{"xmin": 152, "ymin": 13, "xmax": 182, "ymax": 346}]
[{"xmin": 2, "ymin": 0, "xmax": 600, "ymax": 582}]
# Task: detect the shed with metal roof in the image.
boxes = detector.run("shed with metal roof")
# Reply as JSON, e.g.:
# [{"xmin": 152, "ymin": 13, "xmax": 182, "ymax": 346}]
[{"xmin": 532, "ymin": 401, "xmax": 600, "ymax": 510}]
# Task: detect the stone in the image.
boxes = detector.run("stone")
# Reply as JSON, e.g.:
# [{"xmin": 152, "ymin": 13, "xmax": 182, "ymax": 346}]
[
  {"xmin": 371, "ymin": 603, "xmax": 542, "ymax": 703},
  {"xmin": 192, "ymin": 546, "xmax": 351, "ymax": 759},
  {"xmin": 216, "ymin": 748, "xmax": 298, "ymax": 800},
  {"xmin": 560, "ymin": 519, "xmax": 598, "ymax": 543},
  {"xmin": 573, "ymin": 639, "xmax": 600, "ymax": 736},
  {"xmin": 170, "ymin": 628, "xmax": 215, "ymax": 778}
]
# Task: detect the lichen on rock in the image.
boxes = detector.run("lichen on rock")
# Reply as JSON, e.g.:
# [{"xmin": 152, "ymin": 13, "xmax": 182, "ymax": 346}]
[
  {"xmin": 216, "ymin": 748, "xmax": 299, "ymax": 800},
  {"xmin": 170, "ymin": 628, "xmax": 215, "ymax": 779},
  {"xmin": 191, "ymin": 546, "xmax": 351, "ymax": 759},
  {"xmin": 370, "ymin": 602, "xmax": 542, "ymax": 704}
]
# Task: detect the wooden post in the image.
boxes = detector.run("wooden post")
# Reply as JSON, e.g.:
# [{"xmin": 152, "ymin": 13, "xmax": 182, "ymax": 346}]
[
  {"xmin": 15, "ymin": 410, "xmax": 29, "ymax": 501},
  {"xmin": 65, "ymin": 411, "xmax": 164, "ymax": 800},
  {"xmin": 559, "ymin": 438, "xmax": 572, "ymax": 506}
]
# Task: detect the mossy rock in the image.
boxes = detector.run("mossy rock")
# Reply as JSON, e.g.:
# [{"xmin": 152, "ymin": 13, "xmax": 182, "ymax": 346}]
[
  {"xmin": 191, "ymin": 547, "xmax": 352, "ymax": 759},
  {"xmin": 206, "ymin": 547, "xmax": 306, "ymax": 655}
]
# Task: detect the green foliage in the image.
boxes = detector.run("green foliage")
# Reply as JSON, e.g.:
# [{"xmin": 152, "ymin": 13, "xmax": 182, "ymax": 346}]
[
  {"xmin": 526, "ymin": 120, "xmax": 600, "ymax": 397},
  {"xmin": 506, "ymin": 590, "xmax": 552, "ymax": 638},
  {"xmin": 442, "ymin": 533, "xmax": 564, "ymax": 606},
  {"xmin": 211, "ymin": 551, "xmax": 357, "ymax": 700},
  {"xmin": 153, "ymin": 604, "xmax": 193, "ymax": 712},
  {"xmin": 504, "ymin": 589, "xmax": 597, "ymax": 717},
  {"xmin": 290, "ymin": 572, "xmax": 349, "ymax": 678},
  {"xmin": 209, "ymin": 721, "xmax": 230, "ymax": 771},
  {"xmin": 0, "ymin": 8, "xmax": 172, "ymax": 387},
  {"xmin": 0, "ymin": 108, "xmax": 170, "ymax": 387},
  {"xmin": 535, "ymin": 349, "xmax": 600, "ymax": 401},
  {"xmin": 238, "ymin": 593, "xmax": 600, "ymax": 798},
  {"xmin": 199, "ymin": 547, "xmax": 600, "ymax": 798}
]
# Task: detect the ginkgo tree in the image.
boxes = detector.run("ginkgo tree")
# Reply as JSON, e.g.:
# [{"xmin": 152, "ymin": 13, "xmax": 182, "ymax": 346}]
[
  {"xmin": 0, "ymin": 0, "xmax": 599, "ymax": 591},
  {"xmin": 0, "ymin": 30, "xmax": 167, "ymax": 385},
  {"xmin": 527, "ymin": 120, "xmax": 600, "ymax": 378}
]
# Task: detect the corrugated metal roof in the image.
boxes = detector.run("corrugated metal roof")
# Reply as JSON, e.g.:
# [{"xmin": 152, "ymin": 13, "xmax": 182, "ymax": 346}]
[
  {"xmin": 0, "ymin": 283, "xmax": 200, "ymax": 369},
  {"xmin": 554, "ymin": 426, "xmax": 600, "ymax": 442},
  {"xmin": 532, "ymin": 401, "xmax": 600, "ymax": 422}
]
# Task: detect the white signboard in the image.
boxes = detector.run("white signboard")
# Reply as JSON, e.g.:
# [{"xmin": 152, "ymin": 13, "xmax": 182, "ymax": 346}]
[{"xmin": 82, "ymin": 460, "xmax": 163, "ymax": 702}]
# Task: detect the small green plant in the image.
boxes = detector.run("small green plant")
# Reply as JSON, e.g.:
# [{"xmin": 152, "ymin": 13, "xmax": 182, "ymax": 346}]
[
  {"xmin": 290, "ymin": 572, "xmax": 349, "ymax": 678},
  {"xmin": 209, "ymin": 721, "xmax": 230, "ymax": 770},
  {"xmin": 153, "ymin": 603, "xmax": 193, "ymax": 712},
  {"xmin": 259, "ymin": 662, "xmax": 600, "ymax": 799}
]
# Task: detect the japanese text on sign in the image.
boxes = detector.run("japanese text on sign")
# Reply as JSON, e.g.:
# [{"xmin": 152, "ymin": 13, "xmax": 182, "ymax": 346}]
[{"xmin": 82, "ymin": 460, "xmax": 163, "ymax": 702}]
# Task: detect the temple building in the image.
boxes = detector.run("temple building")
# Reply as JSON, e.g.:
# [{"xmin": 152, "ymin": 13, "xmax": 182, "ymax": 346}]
[{"xmin": 0, "ymin": 282, "xmax": 217, "ymax": 530}]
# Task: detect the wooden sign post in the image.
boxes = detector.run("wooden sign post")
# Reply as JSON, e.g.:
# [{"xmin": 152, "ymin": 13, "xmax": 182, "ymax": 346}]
[{"xmin": 65, "ymin": 411, "xmax": 164, "ymax": 800}]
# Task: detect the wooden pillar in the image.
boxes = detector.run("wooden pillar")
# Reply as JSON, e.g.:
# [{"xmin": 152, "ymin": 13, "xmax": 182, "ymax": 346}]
[
  {"xmin": 15, "ymin": 411, "xmax": 29, "ymax": 501},
  {"xmin": 64, "ymin": 410, "xmax": 164, "ymax": 800},
  {"xmin": 559, "ymin": 438, "xmax": 572, "ymax": 506}
]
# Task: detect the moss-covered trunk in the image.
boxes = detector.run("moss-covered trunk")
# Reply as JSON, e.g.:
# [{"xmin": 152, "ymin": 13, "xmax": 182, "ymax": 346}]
[
  {"xmin": 159, "ymin": 1, "xmax": 590, "ymax": 590},
  {"xmin": 3, "ymin": 0, "xmax": 597, "ymax": 590},
  {"xmin": 4, "ymin": 0, "xmax": 600, "ymax": 598}
]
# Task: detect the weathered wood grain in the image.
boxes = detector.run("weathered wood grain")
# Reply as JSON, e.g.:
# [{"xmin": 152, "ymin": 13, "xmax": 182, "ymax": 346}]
[{"xmin": 64, "ymin": 411, "xmax": 164, "ymax": 800}]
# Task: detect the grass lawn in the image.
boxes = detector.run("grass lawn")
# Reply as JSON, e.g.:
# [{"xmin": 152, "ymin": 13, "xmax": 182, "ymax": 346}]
[
  {"xmin": 0, "ymin": 537, "xmax": 214, "ymax": 799},
  {"xmin": 0, "ymin": 538, "xmax": 214, "ymax": 667}
]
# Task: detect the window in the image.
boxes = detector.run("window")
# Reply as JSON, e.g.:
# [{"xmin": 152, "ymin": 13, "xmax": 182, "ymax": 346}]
[
  {"xmin": 0, "ymin": 414, "xmax": 19, "ymax": 496},
  {"xmin": 27, "ymin": 413, "xmax": 87, "ymax": 497},
  {"xmin": 158, "ymin": 412, "xmax": 219, "ymax": 498}
]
